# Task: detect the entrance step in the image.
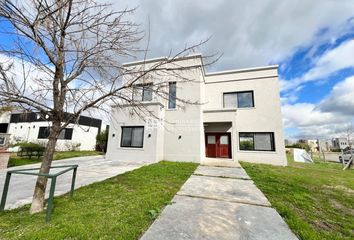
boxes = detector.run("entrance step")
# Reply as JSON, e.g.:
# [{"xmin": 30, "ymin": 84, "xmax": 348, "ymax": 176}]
[
  {"xmin": 177, "ymin": 175, "xmax": 271, "ymax": 207},
  {"xmin": 201, "ymin": 158, "xmax": 241, "ymax": 168},
  {"xmin": 194, "ymin": 166, "xmax": 251, "ymax": 180}
]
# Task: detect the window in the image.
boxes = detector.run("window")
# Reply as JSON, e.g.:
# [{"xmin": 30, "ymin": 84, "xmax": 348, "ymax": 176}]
[
  {"xmin": 239, "ymin": 132, "xmax": 275, "ymax": 151},
  {"xmin": 0, "ymin": 137, "xmax": 5, "ymax": 146},
  {"xmin": 132, "ymin": 83, "xmax": 153, "ymax": 102},
  {"xmin": 223, "ymin": 91, "xmax": 254, "ymax": 108},
  {"xmin": 168, "ymin": 82, "xmax": 176, "ymax": 109},
  {"xmin": 38, "ymin": 127, "xmax": 50, "ymax": 139},
  {"xmin": 38, "ymin": 127, "xmax": 73, "ymax": 140},
  {"xmin": 0, "ymin": 123, "xmax": 8, "ymax": 133},
  {"xmin": 121, "ymin": 126, "xmax": 144, "ymax": 148}
]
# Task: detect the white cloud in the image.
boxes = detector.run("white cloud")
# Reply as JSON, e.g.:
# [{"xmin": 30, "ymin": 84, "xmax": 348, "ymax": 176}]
[
  {"xmin": 318, "ymin": 75, "xmax": 354, "ymax": 115},
  {"xmin": 282, "ymin": 39, "xmax": 354, "ymax": 92},
  {"xmin": 108, "ymin": 0, "xmax": 354, "ymax": 71},
  {"xmin": 282, "ymin": 76, "xmax": 354, "ymax": 139}
]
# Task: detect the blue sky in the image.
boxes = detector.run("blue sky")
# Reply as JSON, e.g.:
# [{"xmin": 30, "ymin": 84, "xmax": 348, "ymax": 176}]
[{"xmin": 1, "ymin": 0, "xmax": 354, "ymax": 140}]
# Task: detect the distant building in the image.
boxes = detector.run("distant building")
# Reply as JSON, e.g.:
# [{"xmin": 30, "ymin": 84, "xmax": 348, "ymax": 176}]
[
  {"xmin": 317, "ymin": 139, "xmax": 332, "ymax": 152},
  {"xmin": 332, "ymin": 138, "xmax": 349, "ymax": 150},
  {"xmin": 306, "ymin": 139, "xmax": 319, "ymax": 152},
  {"xmin": 0, "ymin": 111, "xmax": 102, "ymax": 151}
]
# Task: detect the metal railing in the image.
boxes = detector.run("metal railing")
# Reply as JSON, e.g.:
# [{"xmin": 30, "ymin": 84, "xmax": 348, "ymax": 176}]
[{"xmin": 0, "ymin": 164, "xmax": 78, "ymax": 222}]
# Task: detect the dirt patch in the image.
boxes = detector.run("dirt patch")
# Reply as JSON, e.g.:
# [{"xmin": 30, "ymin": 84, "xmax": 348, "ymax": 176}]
[
  {"xmin": 312, "ymin": 219, "xmax": 337, "ymax": 231},
  {"xmin": 329, "ymin": 199, "xmax": 354, "ymax": 215},
  {"xmin": 324, "ymin": 185, "xmax": 354, "ymax": 194}
]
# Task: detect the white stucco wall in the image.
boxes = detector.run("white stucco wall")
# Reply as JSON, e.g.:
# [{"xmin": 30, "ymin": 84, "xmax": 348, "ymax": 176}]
[
  {"xmin": 7, "ymin": 122, "xmax": 99, "ymax": 151},
  {"xmin": 106, "ymin": 55, "xmax": 206, "ymax": 163},
  {"xmin": 106, "ymin": 103, "xmax": 164, "ymax": 163},
  {"xmin": 106, "ymin": 56, "xmax": 286, "ymax": 166},
  {"xmin": 204, "ymin": 66, "xmax": 287, "ymax": 166}
]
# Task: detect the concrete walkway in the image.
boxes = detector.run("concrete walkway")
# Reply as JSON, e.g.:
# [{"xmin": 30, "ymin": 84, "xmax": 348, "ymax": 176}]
[
  {"xmin": 141, "ymin": 161, "xmax": 298, "ymax": 240},
  {"xmin": 0, "ymin": 155, "xmax": 149, "ymax": 210}
]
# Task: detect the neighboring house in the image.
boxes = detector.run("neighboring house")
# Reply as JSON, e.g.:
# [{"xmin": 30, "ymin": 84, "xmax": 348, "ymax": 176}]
[
  {"xmin": 318, "ymin": 139, "xmax": 332, "ymax": 152},
  {"xmin": 106, "ymin": 54, "xmax": 287, "ymax": 166},
  {"xmin": 306, "ymin": 139, "xmax": 319, "ymax": 152},
  {"xmin": 332, "ymin": 137, "xmax": 349, "ymax": 150},
  {"xmin": 0, "ymin": 111, "xmax": 102, "ymax": 151}
]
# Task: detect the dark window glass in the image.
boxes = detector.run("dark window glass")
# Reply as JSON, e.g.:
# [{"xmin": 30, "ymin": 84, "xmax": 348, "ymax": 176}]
[
  {"xmin": 38, "ymin": 127, "xmax": 73, "ymax": 140},
  {"xmin": 64, "ymin": 128, "xmax": 73, "ymax": 140},
  {"xmin": 168, "ymin": 82, "xmax": 176, "ymax": 109},
  {"xmin": 121, "ymin": 126, "xmax": 144, "ymax": 148},
  {"xmin": 0, "ymin": 137, "xmax": 5, "ymax": 145},
  {"xmin": 132, "ymin": 83, "xmax": 153, "ymax": 101},
  {"xmin": 223, "ymin": 91, "xmax": 254, "ymax": 108},
  {"xmin": 239, "ymin": 132, "xmax": 275, "ymax": 151},
  {"xmin": 237, "ymin": 91, "xmax": 254, "ymax": 108},
  {"xmin": 38, "ymin": 127, "xmax": 50, "ymax": 139},
  {"xmin": 0, "ymin": 123, "xmax": 8, "ymax": 133},
  {"xmin": 142, "ymin": 84, "xmax": 153, "ymax": 101}
]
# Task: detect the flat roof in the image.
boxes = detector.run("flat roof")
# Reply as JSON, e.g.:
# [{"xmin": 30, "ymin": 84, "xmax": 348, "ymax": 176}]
[
  {"xmin": 122, "ymin": 53, "xmax": 278, "ymax": 76},
  {"xmin": 206, "ymin": 65, "xmax": 279, "ymax": 77},
  {"xmin": 122, "ymin": 53, "xmax": 203, "ymax": 67}
]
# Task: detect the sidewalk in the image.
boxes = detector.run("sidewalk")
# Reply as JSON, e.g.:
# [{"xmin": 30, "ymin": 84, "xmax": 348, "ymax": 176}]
[
  {"xmin": 0, "ymin": 155, "xmax": 149, "ymax": 210},
  {"xmin": 140, "ymin": 162, "xmax": 298, "ymax": 240}
]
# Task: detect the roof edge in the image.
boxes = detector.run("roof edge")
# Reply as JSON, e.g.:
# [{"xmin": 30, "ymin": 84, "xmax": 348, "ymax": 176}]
[
  {"xmin": 206, "ymin": 65, "xmax": 279, "ymax": 77},
  {"xmin": 122, "ymin": 53, "xmax": 203, "ymax": 67}
]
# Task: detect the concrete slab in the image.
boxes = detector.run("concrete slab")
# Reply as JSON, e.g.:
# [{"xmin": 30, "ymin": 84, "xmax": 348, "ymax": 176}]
[
  {"xmin": 178, "ymin": 175, "xmax": 270, "ymax": 206},
  {"xmin": 201, "ymin": 158, "xmax": 241, "ymax": 168},
  {"xmin": 194, "ymin": 166, "xmax": 251, "ymax": 179},
  {"xmin": 141, "ymin": 195, "xmax": 298, "ymax": 240},
  {"xmin": 0, "ymin": 155, "xmax": 150, "ymax": 210}
]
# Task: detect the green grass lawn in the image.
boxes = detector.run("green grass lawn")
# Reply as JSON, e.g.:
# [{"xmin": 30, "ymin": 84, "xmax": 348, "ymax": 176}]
[
  {"xmin": 0, "ymin": 161, "xmax": 198, "ymax": 239},
  {"xmin": 8, "ymin": 150, "xmax": 103, "ymax": 167},
  {"xmin": 241, "ymin": 155, "xmax": 354, "ymax": 240}
]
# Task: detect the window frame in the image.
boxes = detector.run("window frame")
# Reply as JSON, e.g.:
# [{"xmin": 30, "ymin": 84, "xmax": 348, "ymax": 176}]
[
  {"xmin": 0, "ymin": 137, "xmax": 5, "ymax": 146},
  {"xmin": 37, "ymin": 127, "xmax": 73, "ymax": 140},
  {"xmin": 168, "ymin": 82, "xmax": 177, "ymax": 109},
  {"xmin": 239, "ymin": 132, "xmax": 275, "ymax": 152},
  {"xmin": 120, "ymin": 126, "xmax": 144, "ymax": 148},
  {"xmin": 132, "ymin": 83, "xmax": 153, "ymax": 102},
  {"xmin": 223, "ymin": 90, "xmax": 254, "ymax": 108}
]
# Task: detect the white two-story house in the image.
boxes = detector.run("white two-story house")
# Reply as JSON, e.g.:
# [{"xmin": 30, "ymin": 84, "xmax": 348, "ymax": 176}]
[{"xmin": 106, "ymin": 54, "xmax": 287, "ymax": 166}]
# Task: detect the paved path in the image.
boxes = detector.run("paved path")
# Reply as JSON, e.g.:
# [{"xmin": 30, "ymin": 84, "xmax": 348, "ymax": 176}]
[
  {"xmin": 0, "ymin": 155, "xmax": 149, "ymax": 210},
  {"xmin": 141, "ymin": 161, "xmax": 298, "ymax": 240}
]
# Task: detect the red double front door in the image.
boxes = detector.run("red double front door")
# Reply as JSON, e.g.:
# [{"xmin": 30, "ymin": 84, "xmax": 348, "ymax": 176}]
[{"xmin": 205, "ymin": 133, "xmax": 232, "ymax": 158}]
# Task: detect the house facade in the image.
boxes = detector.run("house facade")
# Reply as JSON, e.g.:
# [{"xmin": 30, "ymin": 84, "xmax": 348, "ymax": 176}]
[
  {"xmin": 106, "ymin": 54, "xmax": 287, "ymax": 166},
  {"xmin": 0, "ymin": 111, "xmax": 102, "ymax": 151}
]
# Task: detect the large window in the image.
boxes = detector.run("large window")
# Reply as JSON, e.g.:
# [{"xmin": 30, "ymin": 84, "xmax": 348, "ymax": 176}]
[
  {"xmin": 223, "ymin": 91, "xmax": 254, "ymax": 108},
  {"xmin": 239, "ymin": 132, "xmax": 275, "ymax": 151},
  {"xmin": 132, "ymin": 83, "xmax": 153, "ymax": 102},
  {"xmin": 168, "ymin": 82, "xmax": 177, "ymax": 109},
  {"xmin": 121, "ymin": 126, "xmax": 144, "ymax": 148},
  {"xmin": 38, "ymin": 127, "xmax": 73, "ymax": 140},
  {"xmin": 0, "ymin": 123, "xmax": 8, "ymax": 133}
]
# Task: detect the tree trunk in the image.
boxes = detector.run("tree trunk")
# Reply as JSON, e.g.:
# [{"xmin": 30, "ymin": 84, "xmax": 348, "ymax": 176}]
[{"xmin": 30, "ymin": 120, "xmax": 61, "ymax": 214}]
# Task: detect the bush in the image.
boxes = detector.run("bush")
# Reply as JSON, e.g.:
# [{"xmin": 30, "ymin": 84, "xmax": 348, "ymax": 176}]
[
  {"xmin": 96, "ymin": 130, "xmax": 108, "ymax": 152},
  {"xmin": 288, "ymin": 143, "xmax": 310, "ymax": 152},
  {"xmin": 13, "ymin": 141, "xmax": 45, "ymax": 152}
]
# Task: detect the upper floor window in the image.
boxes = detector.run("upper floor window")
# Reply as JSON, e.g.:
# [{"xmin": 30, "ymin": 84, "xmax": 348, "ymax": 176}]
[
  {"xmin": 132, "ymin": 83, "xmax": 153, "ymax": 102},
  {"xmin": 38, "ymin": 127, "xmax": 73, "ymax": 140},
  {"xmin": 239, "ymin": 132, "xmax": 275, "ymax": 151},
  {"xmin": 168, "ymin": 82, "xmax": 177, "ymax": 109},
  {"xmin": 121, "ymin": 126, "xmax": 144, "ymax": 148},
  {"xmin": 223, "ymin": 91, "xmax": 254, "ymax": 108}
]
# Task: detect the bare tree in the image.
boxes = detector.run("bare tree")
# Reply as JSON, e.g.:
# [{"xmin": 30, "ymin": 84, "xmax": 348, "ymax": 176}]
[{"xmin": 0, "ymin": 0, "xmax": 212, "ymax": 213}]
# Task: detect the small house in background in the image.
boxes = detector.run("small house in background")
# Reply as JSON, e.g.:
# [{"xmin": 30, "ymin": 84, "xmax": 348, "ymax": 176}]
[
  {"xmin": 0, "ymin": 111, "xmax": 103, "ymax": 151},
  {"xmin": 332, "ymin": 137, "xmax": 349, "ymax": 150}
]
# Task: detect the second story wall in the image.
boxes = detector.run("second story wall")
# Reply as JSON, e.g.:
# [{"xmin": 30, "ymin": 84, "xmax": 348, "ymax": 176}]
[{"xmin": 204, "ymin": 66, "xmax": 282, "ymax": 130}]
